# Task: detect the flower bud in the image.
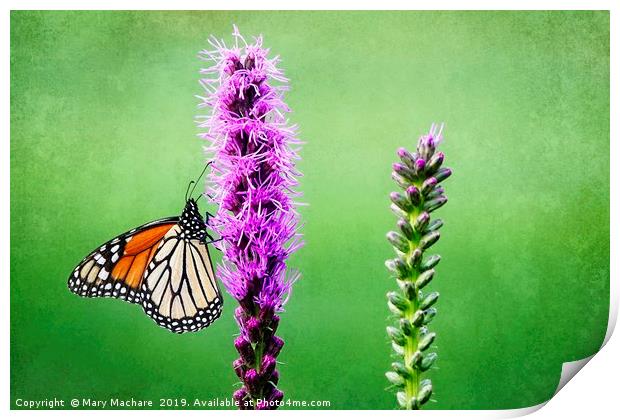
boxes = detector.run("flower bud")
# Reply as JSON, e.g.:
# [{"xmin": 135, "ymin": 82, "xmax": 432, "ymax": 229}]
[
  {"xmin": 234, "ymin": 306, "xmax": 248, "ymax": 327},
  {"xmin": 385, "ymin": 371, "xmax": 405, "ymax": 386},
  {"xmin": 392, "ymin": 341, "xmax": 405, "ymax": 356},
  {"xmin": 435, "ymin": 167, "xmax": 452, "ymax": 182},
  {"xmin": 406, "ymin": 350, "xmax": 422, "ymax": 368},
  {"xmin": 269, "ymin": 315, "xmax": 280, "ymax": 334},
  {"xmin": 387, "ymin": 301, "xmax": 403, "ymax": 316},
  {"xmin": 233, "ymin": 358, "xmax": 245, "ymax": 380},
  {"xmin": 418, "ymin": 331, "xmax": 436, "ymax": 351},
  {"xmin": 271, "ymin": 389, "xmax": 284, "ymax": 402},
  {"xmin": 423, "ymin": 308, "xmax": 437, "ymax": 325},
  {"xmin": 400, "ymin": 318, "xmax": 413, "ymax": 336},
  {"xmin": 387, "ymin": 291, "xmax": 410, "ymax": 311},
  {"xmin": 397, "ymin": 147, "xmax": 417, "ymax": 169},
  {"xmin": 265, "ymin": 335, "xmax": 284, "ymax": 358},
  {"xmin": 426, "ymin": 151, "xmax": 444, "ymax": 174},
  {"xmin": 421, "ymin": 177, "xmax": 438, "ymax": 196},
  {"xmin": 427, "ymin": 219, "xmax": 444, "ymax": 233},
  {"xmin": 393, "ymin": 163, "xmax": 416, "ymax": 182},
  {"xmin": 417, "ymin": 381, "xmax": 433, "ymax": 405},
  {"xmin": 415, "ymin": 269, "xmax": 435, "ymax": 290},
  {"xmin": 233, "ymin": 387, "xmax": 248, "ymax": 403},
  {"xmin": 400, "ymin": 280, "xmax": 416, "ymax": 300},
  {"xmin": 396, "ymin": 391, "xmax": 408, "ymax": 408},
  {"xmin": 419, "ymin": 231, "xmax": 440, "ymax": 250},
  {"xmin": 234, "ymin": 336, "xmax": 255, "ymax": 365},
  {"xmin": 387, "ymin": 231, "xmax": 410, "ymax": 253},
  {"xmin": 391, "ymin": 192, "xmax": 412, "ymax": 212},
  {"xmin": 413, "ymin": 212, "xmax": 430, "ymax": 232},
  {"xmin": 269, "ymin": 389, "xmax": 284, "ymax": 404},
  {"xmin": 420, "ymin": 291, "xmax": 439, "ymax": 310},
  {"xmin": 390, "ymin": 203, "xmax": 408, "ymax": 219},
  {"xmin": 397, "ymin": 218, "xmax": 414, "ymax": 240},
  {"xmin": 392, "ymin": 172, "xmax": 410, "ymax": 190},
  {"xmin": 408, "ymin": 248, "xmax": 423, "ymax": 267},
  {"xmin": 246, "ymin": 317, "xmax": 262, "ymax": 343},
  {"xmin": 414, "ymin": 158, "xmax": 426, "ymax": 176},
  {"xmin": 420, "ymin": 254, "xmax": 441, "ymax": 270},
  {"xmin": 391, "ymin": 362, "xmax": 411, "ymax": 378},
  {"xmin": 260, "ymin": 355, "xmax": 277, "ymax": 379},
  {"xmin": 412, "ymin": 309, "xmax": 425, "ymax": 327},
  {"xmin": 424, "ymin": 196, "xmax": 448, "ymax": 212},
  {"xmin": 418, "ymin": 135, "xmax": 435, "ymax": 159},
  {"xmin": 244, "ymin": 369, "xmax": 260, "ymax": 395},
  {"xmin": 406, "ymin": 185, "xmax": 421, "ymax": 206},
  {"xmin": 385, "ymin": 258, "xmax": 409, "ymax": 278},
  {"xmin": 427, "ymin": 186, "xmax": 445, "ymax": 199},
  {"xmin": 387, "ymin": 326, "xmax": 407, "ymax": 346},
  {"xmin": 259, "ymin": 304, "xmax": 275, "ymax": 323},
  {"xmin": 419, "ymin": 352, "xmax": 437, "ymax": 371}
]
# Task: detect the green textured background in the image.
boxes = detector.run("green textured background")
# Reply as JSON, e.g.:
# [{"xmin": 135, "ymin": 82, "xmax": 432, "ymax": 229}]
[{"xmin": 10, "ymin": 11, "xmax": 609, "ymax": 410}]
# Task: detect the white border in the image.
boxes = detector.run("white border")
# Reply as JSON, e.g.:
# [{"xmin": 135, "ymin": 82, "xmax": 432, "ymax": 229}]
[
  {"xmin": 0, "ymin": 0, "xmax": 617, "ymax": 10},
  {"xmin": 2, "ymin": 2, "xmax": 616, "ymax": 419}
]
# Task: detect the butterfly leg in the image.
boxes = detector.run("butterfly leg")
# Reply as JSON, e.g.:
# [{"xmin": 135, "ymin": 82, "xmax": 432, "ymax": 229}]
[
  {"xmin": 204, "ymin": 234, "xmax": 224, "ymax": 251},
  {"xmin": 204, "ymin": 232, "xmax": 223, "ymax": 245},
  {"xmin": 204, "ymin": 211, "xmax": 217, "ymax": 227}
]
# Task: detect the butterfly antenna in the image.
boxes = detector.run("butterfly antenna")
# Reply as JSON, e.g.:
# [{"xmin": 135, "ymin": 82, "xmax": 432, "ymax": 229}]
[
  {"xmin": 188, "ymin": 161, "xmax": 214, "ymax": 199},
  {"xmin": 185, "ymin": 181, "xmax": 195, "ymax": 202}
]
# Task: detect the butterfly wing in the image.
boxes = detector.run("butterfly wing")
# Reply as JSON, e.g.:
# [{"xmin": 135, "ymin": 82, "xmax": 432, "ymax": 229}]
[
  {"xmin": 139, "ymin": 224, "xmax": 223, "ymax": 333},
  {"xmin": 68, "ymin": 218, "xmax": 178, "ymax": 303},
  {"xmin": 68, "ymin": 199, "xmax": 222, "ymax": 334}
]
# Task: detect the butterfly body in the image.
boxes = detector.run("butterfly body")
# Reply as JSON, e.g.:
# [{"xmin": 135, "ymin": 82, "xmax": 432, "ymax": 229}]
[{"xmin": 68, "ymin": 199, "xmax": 223, "ymax": 334}]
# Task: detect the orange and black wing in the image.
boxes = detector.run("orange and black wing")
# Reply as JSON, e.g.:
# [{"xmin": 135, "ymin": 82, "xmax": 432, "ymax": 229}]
[{"xmin": 68, "ymin": 218, "xmax": 178, "ymax": 304}]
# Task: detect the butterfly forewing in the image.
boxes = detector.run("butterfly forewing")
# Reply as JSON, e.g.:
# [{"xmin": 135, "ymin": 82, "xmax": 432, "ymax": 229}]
[{"xmin": 68, "ymin": 218, "xmax": 178, "ymax": 303}]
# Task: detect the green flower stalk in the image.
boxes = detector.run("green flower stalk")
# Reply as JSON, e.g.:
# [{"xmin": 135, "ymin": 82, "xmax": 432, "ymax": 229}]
[{"xmin": 384, "ymin": 123, "xmax": 451, "ymax": 410}]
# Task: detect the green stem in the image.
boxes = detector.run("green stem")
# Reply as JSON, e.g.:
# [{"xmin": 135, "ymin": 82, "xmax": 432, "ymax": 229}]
[
  {"xmin": 253, "ymin": 341, "xmax": 264, "ymax": 405},
  {"xmin": 403, "ymin": 198, "xmax": 422, "ymax": 410}
]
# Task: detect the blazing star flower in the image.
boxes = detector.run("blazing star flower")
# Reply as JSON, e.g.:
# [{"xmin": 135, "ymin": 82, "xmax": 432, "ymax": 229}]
[
  {"xmin": 385, "ymin": 124, "xmax": 451, "ymax": 409},
  {"xmin": 196, "ymin": 26, "xmax": 302, "ymax": 410}
]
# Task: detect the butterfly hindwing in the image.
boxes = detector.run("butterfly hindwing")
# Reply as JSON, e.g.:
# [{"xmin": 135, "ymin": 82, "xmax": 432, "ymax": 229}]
[
  {"xmin": 139, "ymin": 209, "xmax": 223, "ymax": 333},
  {"xmin": 68, "ymin": 218, "xmax": 178, "ymax": 303}
]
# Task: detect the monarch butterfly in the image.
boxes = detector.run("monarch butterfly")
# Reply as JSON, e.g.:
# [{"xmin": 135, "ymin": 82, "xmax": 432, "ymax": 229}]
[{"xmin": 67, "ymin": 167, "xmax": 223, "ymax": 334}]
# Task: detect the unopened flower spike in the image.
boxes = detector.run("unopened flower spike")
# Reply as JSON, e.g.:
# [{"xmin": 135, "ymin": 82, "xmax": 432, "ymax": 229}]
[
  {"xmin": 196, "ymin": 26, "xmax": 303, "ymax": 410},
  {"xmin": 385, "ymin": 123, "xmax": 451, "ymax": 410}
]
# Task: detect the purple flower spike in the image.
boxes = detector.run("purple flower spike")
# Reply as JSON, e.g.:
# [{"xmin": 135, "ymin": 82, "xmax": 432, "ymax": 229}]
[{"xmin": 197, "ymin": 26, "xmax": 303, "ymax": 409}]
